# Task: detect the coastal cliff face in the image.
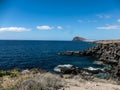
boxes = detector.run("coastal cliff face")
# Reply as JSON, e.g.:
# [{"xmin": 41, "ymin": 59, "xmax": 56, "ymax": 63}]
[
  {"xmin": 59, "ymin": 42, "xmax": 120, "ymax": 81},
  {"xmin": 82, "ymin": 43, "xmax": 120, "ymax": 80}
]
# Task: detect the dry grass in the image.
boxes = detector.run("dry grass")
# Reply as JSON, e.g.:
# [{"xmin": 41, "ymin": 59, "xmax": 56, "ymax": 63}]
[
  {"xmin": 0, "ymin": 70, "xmax": 64, "ymax": 90},
  {"xmin": 0, "ymin": 72, "xmax": 34, "ymax": 89},
  {"xmin": 0, "ymin": 71, "xmax": 120, "ymax": 90}
]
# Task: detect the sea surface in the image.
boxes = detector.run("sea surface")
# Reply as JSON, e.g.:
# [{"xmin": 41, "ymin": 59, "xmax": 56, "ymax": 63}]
[{"xmin": 0, "ymin": 40, "xmax": 102, "ymax": 72}]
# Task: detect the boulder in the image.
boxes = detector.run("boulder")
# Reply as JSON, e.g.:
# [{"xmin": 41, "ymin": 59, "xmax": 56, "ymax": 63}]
[{"xmin": 83, "ymin": 67, "xmax": 104, "ymax": 74}]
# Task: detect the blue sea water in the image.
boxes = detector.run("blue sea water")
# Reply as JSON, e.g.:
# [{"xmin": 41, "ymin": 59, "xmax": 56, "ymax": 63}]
[{"xmin": 0, "ymin": 40, "xmax": 101, "ymax": 71}]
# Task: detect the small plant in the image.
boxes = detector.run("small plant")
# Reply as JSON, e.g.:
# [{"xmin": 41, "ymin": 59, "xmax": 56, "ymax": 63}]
[{"xmin": 0, "ymin": 70, "xmax": 19, "ymax": 77}]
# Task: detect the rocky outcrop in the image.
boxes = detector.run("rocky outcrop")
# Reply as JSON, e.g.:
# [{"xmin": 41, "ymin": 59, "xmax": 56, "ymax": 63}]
[
  {"xmin": 59, "ymin": 43, "xmax": 120, "ymax": 81},
  {"xmin": 54, "ymin": 64, "xmax": 104, "ymax": 75},
  {"xmin": 54, "ymin": 64, "xmax": 81, "ymax": 75},
  {"xmin": 58, "ymin": 51, "xmax": 74, "ymax": 56}
]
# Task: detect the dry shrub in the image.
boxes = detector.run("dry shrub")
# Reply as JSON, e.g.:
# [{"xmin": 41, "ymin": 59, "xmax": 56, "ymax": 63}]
[
  {"xmin": 36, "ymin": 73, "xmax": 63, "ymax": 89},
  {"xmin": 8, "ymin": 73, "xmax": 64, "ymax": 90}
]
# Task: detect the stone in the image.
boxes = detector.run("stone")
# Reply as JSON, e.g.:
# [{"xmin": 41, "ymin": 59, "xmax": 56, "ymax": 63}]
[
  {"xmin": 83, "ymin": 67, "xmax": 104, "ymax": 74},
  {"xmin": 54, "ymin": 64, "xmax": 81, "ymax": 75}
]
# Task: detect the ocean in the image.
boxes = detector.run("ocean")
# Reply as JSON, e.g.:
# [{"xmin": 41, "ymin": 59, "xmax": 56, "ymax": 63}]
[{"xmin": 0, "ymin": 40, "xmax": 102, "ymax": 72}]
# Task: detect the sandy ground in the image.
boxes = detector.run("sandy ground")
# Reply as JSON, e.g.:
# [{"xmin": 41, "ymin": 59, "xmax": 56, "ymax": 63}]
[{"xmin": 60, "ymin": 75, "xmax": 120, "ymax": 90}]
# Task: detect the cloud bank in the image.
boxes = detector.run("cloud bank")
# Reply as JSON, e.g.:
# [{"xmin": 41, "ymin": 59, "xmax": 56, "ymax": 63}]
[
  {"xmin": 0, "ymin": 27, "xmax": 31, "ymax": 32},
  {"xmin": 78, "ymin": 19, "xmax": 97, "ymax": 23},
  {"xmin": 36, "ymin": 25, "xmax": 62, "ymax": 30},
  {"xmin": 96, "ymin": 25, "xmax": 120, "ymax": 30},
  {"xmin": 97, "ymin": 14, "xmax": 111, "ymax": 19}
]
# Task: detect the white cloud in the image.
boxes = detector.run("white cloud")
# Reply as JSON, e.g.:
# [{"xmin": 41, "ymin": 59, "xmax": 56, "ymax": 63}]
[
  {"xmin": 37, "ymin": 25, "xmax": 63, "ymax": 30},
  {"xmin": 97, "ymin": 14, "xmax": 111, "ymax": 19},
  {"xmin": 36, "ymin": 25, "xmax": 54, "ymax": 30},
  {"xmin": 96, "ymin": 25, "xmax": 120, "ymax": 30},
  {"xmin": 57, "ymin": 26, "xmax": 62, "ymax": 30},
  {"xmin": 78, "ymin": 19, "xmax": 97, "ymax": 23},
  {"xmin": 0, "ymin": 27, "xmax": 31, "ymax": 32},
  {"xmin": 117, "ymin": 19, "xmax": 120, "ymax": 23}
]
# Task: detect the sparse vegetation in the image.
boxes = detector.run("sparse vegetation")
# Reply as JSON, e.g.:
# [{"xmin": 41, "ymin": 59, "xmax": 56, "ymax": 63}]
[
  {"xmin": 0, "ymin": 70, "xmax": 20, "ymax": 78},
  {"xmin": 0, "ymin": 69, "xmax": 64, "ymax": 90}
]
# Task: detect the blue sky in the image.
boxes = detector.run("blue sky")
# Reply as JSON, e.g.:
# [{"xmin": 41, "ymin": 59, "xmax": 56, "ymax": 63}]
[{"xmin": 0, "ymin": 0, "xmax": 120, "ymax": 40}]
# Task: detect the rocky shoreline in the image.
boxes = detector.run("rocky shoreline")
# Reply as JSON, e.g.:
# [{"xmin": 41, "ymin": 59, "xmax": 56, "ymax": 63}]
[
  {"xmin": 59, "ymin": 42, "xmax": 120, "ymax": 82},
  {"xmin": 0, "ymin": 41, "xmax": 120, "ymax": 90}
]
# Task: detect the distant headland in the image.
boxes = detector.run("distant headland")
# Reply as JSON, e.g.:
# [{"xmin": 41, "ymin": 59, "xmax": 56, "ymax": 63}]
[
  {"xmin": 72, "ymin": 36, "xmax": 94, "ymax": 42},
  {"xmin": 72, "ymin": 36, "xmax": 86, "ymax": 41}
]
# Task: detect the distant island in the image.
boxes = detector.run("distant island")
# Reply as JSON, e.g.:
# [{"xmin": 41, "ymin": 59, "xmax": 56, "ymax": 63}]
[
  {"xmin": 72, "ymin": 36, "xmax": 86, "ymax": 41},
  {"xmin": 72, "ymin": 36, "xmax": 94, "ymax": 42}
]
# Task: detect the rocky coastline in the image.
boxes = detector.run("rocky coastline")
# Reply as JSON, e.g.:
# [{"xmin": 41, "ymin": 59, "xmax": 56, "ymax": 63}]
[
  {"xmin": 0, "ymin": 40, "xmax": 120, "ymax": 90},
  {"xmin": 59, "ymin": 41, "xmax": 120, "ymax": 82}
]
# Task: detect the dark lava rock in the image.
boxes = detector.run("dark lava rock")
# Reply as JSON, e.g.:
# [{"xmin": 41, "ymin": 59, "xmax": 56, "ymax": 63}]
[
  {"xmin": 54, "ymin": 64, "xmax": 81, "ymax": 75},
  {"xmin": 58, "ymin": 42, "xmax": 120, "ymax": 81},
  {"xmin": 54, "ymin": 64, "xmax": 103, "ymax": 75},
  {"xmin": 59, "ymin": 51, "xmax": 74, "ymax": 56},
  {"xmin": 83, "ymin": 67, "xmax": 104, "ymax": 74}
]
